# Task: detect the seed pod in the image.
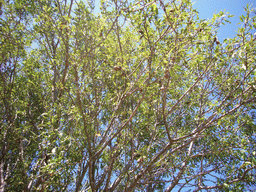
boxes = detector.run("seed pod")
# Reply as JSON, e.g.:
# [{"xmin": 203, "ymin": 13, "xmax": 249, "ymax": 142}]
[
  {"xmin": 114, "ymin": 66, "xmax": 122, "ymax": 71},
  {"xmin": 133, "ymin": 153, "xmax": 141, "ymax": 159},
  {"xmin": 137, "ymin": 157, "xmax": 144, "ymax": 163},
  {"xmin": 121, "ymin": 72, "xmax": 126, "ymax": 77},
  {"xmin": 164, "ymin": 70, "xmax": 170, "ymax": 79},
  {"xmin": 160, "ymin": 86, "xmax": 165, "ymax": 90}
]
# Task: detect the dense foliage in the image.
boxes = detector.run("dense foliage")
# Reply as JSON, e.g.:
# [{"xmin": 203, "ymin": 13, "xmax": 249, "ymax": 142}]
[{"xmin": 1, "ymin": 0, "xmax": 256, "ymax": 191}]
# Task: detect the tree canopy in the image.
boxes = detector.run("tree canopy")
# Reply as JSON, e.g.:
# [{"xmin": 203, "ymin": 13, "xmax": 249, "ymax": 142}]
[{"xmin": 1, "ymin": 0, "xmax": 256, "ymax": 191}]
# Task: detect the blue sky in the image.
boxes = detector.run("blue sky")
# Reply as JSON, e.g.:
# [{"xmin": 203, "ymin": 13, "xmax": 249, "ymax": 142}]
[{"xmin": 192, "ymin": 0, "xmax": 256, "ymax": 41}]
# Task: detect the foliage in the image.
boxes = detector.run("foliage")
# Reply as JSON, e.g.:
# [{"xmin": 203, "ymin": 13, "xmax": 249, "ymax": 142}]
[{"xmin": 1, "ymin": 0, "xmax": 256, "ymax": 191}]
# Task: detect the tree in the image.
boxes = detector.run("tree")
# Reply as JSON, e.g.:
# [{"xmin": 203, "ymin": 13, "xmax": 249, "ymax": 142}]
[{"xmin": 0, "ymin": 0, "xmax": 256, "ymax": 191}]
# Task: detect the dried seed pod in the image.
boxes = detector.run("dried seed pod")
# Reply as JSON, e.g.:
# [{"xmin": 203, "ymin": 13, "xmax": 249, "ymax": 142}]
[
  {"xmin": 121, "ymin": 72, "xmax": 126, "ymax": 77},
  {"xmin": 138, "ymin": 30, "xmax": 143, "ymax": 34},
  {"xmin": 160, "ymin": 86, "xmax": 165, "ymax": 90},
  {"xmin": 114, "ymin": 66, "xmax": 122, "ymax": 71},
  {"xmin": 137, "ymin": 157, "xmax": 144, "ymax": 163},
  {"xmin": 164, "ymin": 70, "xmax": 170, "ymax": 79},
  {"xmin": 133, "ymin": 153, "xmax": 141, "ymax": 159}
]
